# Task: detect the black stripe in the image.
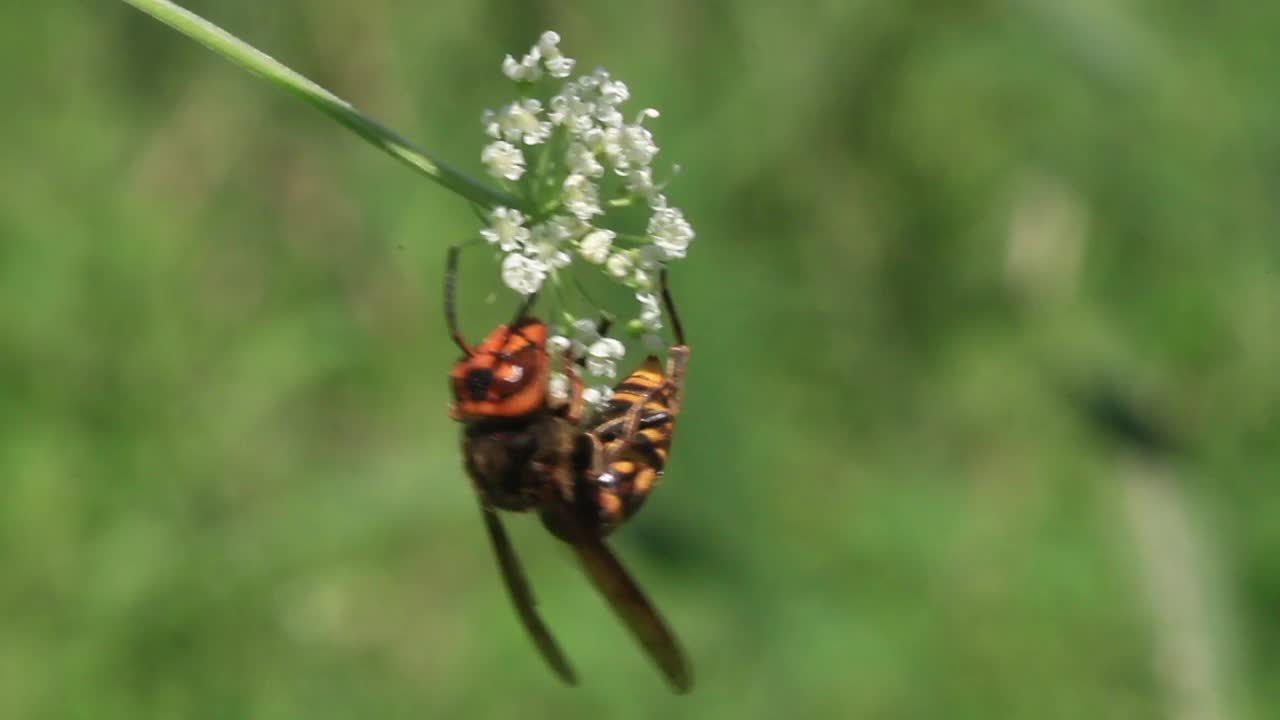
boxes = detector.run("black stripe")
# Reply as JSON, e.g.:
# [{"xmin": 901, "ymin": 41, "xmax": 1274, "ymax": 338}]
[
  {"xmin": 603, "ymin": 398, "xmax": 635, "ymax": 414},
  {"xmin": 591, "ymin": 409, "xmax": 672, "ymax": 441},
  {"xmin": 628, "ymin": 432, "xmax": 667, "ymax": 471},
  {"xmin": 600, "ymin": 395, "xmax": 668, "ymax": 417},
  {"xmin": 614, "ymin": 381, "xmax": 663, "ymax": 395}
]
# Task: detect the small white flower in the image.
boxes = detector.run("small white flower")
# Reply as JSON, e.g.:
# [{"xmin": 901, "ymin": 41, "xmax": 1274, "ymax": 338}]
[
  {"xmin": 551, "ymin": 249, "xmax": 573, "ymax": 268},
  {"xmin": 575, "ymin": 69, "xmax": 600, "ymax": 91},
  {"xmin": 582, "ymin": 385, "xmax": 612, "ymax": 407},
  {"xmin": 537, "ymin": 31, "xmax": 561, "ymax": 52},
  {"xmin": 577, "ymin": 126, "xmax": 605, "ymax": 154},
  {"xmin": 598, "ymin": 109, "xmax": 660, "ymax": 174},
  {"xmin": 569, "ymin": 317, "xmax": 601, "ymax": 357},
  {"xmin": 595, "ymin": 104, "xmax": 624, "ymax": 129},
  {"xmin": 549, "ymin": 91, "xmax": 595, "ymax": 133},
  {"xmin": 572, "ymin": 318, "xmax": 600, "ymax": 337},
  {"xmin": 545, "ymin": 54, "xmax": 575, "ymax": 79},
  {"xmin": 586, "ymin": 357, "xmax": 616, "ymax": 378},
  {"xmin": 562, "ymin": 174, "xmax": 602, "ymax": 220},
  {"xmin": 501, "ymin": 253, "xmax": 548, "ymax": 295},
  {"xmin": 548, "ymin": 371, "xmax": 570, "ymax": 402},
  {"xmin": 590, "ymin": 337, "xmax": 625, "ymax": 359},
  {"xmin": 566, "ymin": 142, "xmax": 604, "ymax": 178},
  {"xmin": 502, "ymin": 51, "xmax": 543, "ymax": 82},
  {"xmin": 647, "ymin": 205, "xmax": 694, "ymax": 259},
  {"xmin": 585, "ymin": 337, "xmax": 626, "ymax": 378},
  {"xmin": 480, "ymin": 207, "xmax": 530, "ymax": 251},
  {"xmin": 624, "ymin": 168, "xmax": 656, "ymax": 198},
  {"xmin": 481, "ymin": 109, "xmax": 500, "ymax": 139},
  {"xmin": 636, "ymin": 292, "xmax": 663, "ymax": 331},
  {"xmin": 631, "ymin": 267, "xmax": 655, "ymax": 291},
  {"xmin": 593, "ymin": 384, "xmax": 614, "ymax": 404},
  {"xmin": 540, "ymin": 214, "xmax": 588, "ymax": 243},
  {"xmin": 524, "ymin": 216, "xmax": 580, "ymax": 271},
  {"xmin": 548, "ymin": 335, "xmax": 572, "ymax": 355},
  {"xmin": 497, "ymin": 99, "xmax": 552, "ymax": 145},
  {"xmin": 599, "ymin": 127, "xmax": 624, "ymax": 167},
  {"xmin": 616, "ymin": 123, "xmax": 659, "ymax": 171},
  {"xmin": 586, "ymin": 356, "xmax": 613, "ymax": 377},
  {"xmin": 538, "ymin": 32, "xmax": 576, "ymax": 78},
  {"xmin": 579, "ymin": 229, "xmax": 615, "ymax": 264},
  {"xmin": 605, "ymin": 252, "xmax": 634, "ymax": 279},
  {"xmin": 595, "ymin": 71, "xmax": 630, "ymax": 106},
  {"xmin": 530, "ymin": 239, "xmax": 572, "ymax": 269},
  {"xmin": 481, "ymin": 140, "xmax": 525, "ymax": 181}
]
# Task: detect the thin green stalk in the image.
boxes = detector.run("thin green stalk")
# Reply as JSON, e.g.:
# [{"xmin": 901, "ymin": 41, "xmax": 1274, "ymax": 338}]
[{"xmin": 119, "ymin": 0, "xmax": 522, "ymax": 211}]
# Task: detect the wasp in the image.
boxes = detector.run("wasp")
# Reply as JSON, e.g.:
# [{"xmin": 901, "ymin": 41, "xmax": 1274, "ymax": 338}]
[{"xmin": 445, "ymin": 246, "xmax": 692, "ymax": 693}]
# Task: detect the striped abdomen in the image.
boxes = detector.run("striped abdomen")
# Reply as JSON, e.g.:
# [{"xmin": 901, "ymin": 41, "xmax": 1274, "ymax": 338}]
[{"xmin": 585, "ymin": 356, "xmax": 677, "ymax": 534}]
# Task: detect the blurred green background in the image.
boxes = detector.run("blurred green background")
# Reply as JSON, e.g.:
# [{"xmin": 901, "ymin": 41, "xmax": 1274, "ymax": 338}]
[{"xmin": 3, "ymin": 1, "xmax": 1277, "ymax": 718}]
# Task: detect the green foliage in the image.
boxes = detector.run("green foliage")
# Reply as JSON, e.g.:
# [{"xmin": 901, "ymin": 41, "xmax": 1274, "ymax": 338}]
[{"xmin": 2, "ymin": 2, "xmax": 1276, "ymax": 718}]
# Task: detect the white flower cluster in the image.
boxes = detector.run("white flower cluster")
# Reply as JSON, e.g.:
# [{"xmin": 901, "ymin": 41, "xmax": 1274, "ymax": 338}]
[
  {"xmin": 545, "ymin": 319, "xmax": 625, "ymax": 407},
  {"xmin": 478, "ymin": 31, "xmax": 695, "ymax": 410}
]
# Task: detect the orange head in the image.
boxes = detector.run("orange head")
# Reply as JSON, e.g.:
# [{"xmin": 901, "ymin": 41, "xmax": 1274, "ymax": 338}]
[{"xmin": 449, "ymin": 318, "xmax": 549, "ymax": 420}]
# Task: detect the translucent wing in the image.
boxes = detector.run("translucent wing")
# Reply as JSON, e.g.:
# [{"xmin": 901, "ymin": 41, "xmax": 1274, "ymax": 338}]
[
  {"xmin": 478, "ymin": 501, "xmax": 578, "ymax": 686},
  {"xmin": 543, "ymin": 490, "xmax": 692, "ymax": 693}
]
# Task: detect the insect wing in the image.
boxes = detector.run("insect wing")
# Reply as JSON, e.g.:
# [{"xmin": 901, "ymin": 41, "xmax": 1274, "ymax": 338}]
[
  {"xmin": 478, "ymin": 502, "xmax": 578, "ymax": 686},
  {"xmin": 545, "ymin": 491, "xmax": 692, "ymax": 693}
]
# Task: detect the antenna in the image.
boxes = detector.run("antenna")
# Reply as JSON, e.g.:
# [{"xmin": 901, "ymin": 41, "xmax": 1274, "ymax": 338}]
[{"xmin": 445, "ymin": 245, "xmax": 474, "ymax": 355}]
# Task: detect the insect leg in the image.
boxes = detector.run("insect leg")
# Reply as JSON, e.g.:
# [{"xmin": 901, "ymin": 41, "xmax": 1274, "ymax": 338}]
[
  {"xmin": 477, "ymin": 499, "xmax": 578, "ymax": 686},
  {"xmin": 559, "ymin": 347, "xmax": 586, "ymax": 425},
  {"xmin": 662, "ymin": 346, "xmax": 689, "ymax": 415},
  {"xmin": 658, "ymin": 268, "xmax": 690, "ymax": 414}
]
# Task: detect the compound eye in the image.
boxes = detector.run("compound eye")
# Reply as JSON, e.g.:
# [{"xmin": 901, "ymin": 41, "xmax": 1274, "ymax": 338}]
[{"xmin": 464, "ymin": 367, "xmax": 494, "ymax": 401}]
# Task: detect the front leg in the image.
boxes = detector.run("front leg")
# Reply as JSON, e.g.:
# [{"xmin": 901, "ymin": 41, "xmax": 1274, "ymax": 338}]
[
  {"xmin": 558, "ymin": 349, "xmax": 586, "ymax": 425},
  {"xmin": 662, "ymin": 345, "xmax": 689, "ymax": 415}
]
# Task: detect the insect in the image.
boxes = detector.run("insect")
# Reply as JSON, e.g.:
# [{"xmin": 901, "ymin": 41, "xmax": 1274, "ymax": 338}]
[{"xmin": 445, "ymin": 246, "xmax": 692, "ymax": 693}]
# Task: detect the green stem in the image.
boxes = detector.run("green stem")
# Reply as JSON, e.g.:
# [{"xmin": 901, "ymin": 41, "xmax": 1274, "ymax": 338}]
[{"xmin": 119, "ymin": 0, "xmax": 522, "ymax": 211}]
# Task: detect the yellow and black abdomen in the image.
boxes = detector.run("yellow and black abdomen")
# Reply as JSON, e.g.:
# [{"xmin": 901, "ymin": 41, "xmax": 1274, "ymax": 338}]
[{"xmin": 583, "ymin": 357, "xmax": 677, "ymax": 534}]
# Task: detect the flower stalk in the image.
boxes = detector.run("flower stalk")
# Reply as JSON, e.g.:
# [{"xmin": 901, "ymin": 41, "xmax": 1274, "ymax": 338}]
[{"xmin": 118, "ymin": 0, "xmax": 520, "ymax": 211}]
